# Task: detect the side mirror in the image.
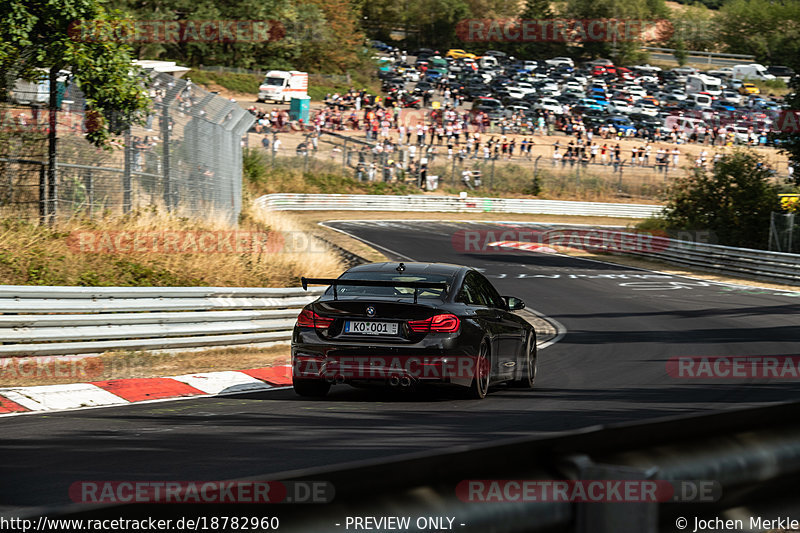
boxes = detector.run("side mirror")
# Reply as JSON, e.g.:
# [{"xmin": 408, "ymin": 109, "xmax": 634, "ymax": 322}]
[{"xmin": 504, "ymin": 296, "xmax": 525, "ymax": 311}]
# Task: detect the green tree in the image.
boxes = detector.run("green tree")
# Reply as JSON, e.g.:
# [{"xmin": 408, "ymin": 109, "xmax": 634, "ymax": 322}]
[
  {"xmin": 717, "ymin": 0, "xmax": 800, "ymax": 71},
  {"xmin": 661, "ymin": 150, "xmax": 781, "ymax": 249},
  {"xmin": 672, "ymin": 38, "xmax": 688, "ymax": 66},
  {"xmin": 565, "ymin": 0, "xmax": 669, "ymax": 64},
  {"xmin": 667, "ymin": 3, "xmax": 718, "ymax": 54},
  {"xmin": 109, "ymin": 0, "xmax": 368, "ymax": 74},
  {"xmin": 513, "ymin": 0, "xmax": 570, "ymax": 59},
  {"xmin": 0, "ymin": 0, "xmax": 150, "ymax": 146}
]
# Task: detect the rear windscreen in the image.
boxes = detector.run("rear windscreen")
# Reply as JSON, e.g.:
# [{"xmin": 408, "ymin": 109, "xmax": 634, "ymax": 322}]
[{"xmin": 327, "ymin": 273, "xmax": 453, "ymax": 299}]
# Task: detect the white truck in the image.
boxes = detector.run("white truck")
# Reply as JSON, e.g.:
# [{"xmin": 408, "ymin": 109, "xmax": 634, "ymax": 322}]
[
  {"xmin": 731, "ymin": 64, "xmax": 775, "ymax": 81},
  {"xmin": 685, "ymin": 74, "xmax": 722, "ymax": 97},
  {"xmin": 258, "ymin": 70, "xmax": 309, "ymax": 103},
  {"xmin": 10, "ymin": 69, "xmax": 71, "ymax": 105}
]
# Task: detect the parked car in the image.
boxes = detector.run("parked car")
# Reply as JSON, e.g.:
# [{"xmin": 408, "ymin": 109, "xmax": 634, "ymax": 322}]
[
  {"xmin": 446, "ymin": 49, "xmax": 477, "ymax": 60},
  {"xmin": 739, "ymin": 83, "xmax": 760, "ymax": 95}
]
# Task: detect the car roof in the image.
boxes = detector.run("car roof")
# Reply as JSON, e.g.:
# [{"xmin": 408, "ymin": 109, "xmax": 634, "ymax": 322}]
[{"xmin": 345, "ymin": 262, "xmax": 468, "ymax": 277}]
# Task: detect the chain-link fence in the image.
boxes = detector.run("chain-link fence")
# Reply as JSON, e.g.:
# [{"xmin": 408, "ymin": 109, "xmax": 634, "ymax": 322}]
[
  {"xmin": 250, "ymin": 128, "xmax": 680, "ymax": 199},
  {"xmin": 769, "ymin": 212, "xmax": 799, "ymax": 253},
  {"xmin": 0, "ymin": 72, "xmax": 253, "ymax": 223}
]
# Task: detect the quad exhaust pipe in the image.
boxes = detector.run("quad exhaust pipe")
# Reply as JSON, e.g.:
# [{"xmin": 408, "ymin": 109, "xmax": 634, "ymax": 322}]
[{"xmin": 389, "ymin": 376, "xmax": 413, "ymax": 387}]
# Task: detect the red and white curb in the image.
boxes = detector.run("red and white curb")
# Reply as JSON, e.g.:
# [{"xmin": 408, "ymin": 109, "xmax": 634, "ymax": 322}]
[
  {"xmin": 487, "ymin": 241, "xmax": 560, "ymax": 254},
  {"xmin": 0, "ymin": 366, "xmax": 292, "ymax": 417}
]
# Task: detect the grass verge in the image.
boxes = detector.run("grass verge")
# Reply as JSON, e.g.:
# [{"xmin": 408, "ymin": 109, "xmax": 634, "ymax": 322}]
[
  {"xmin": 0, "ymin": 204, "xmax": 343, "ymax": 287},
  {"xmin": 0, "ymin": 346, "xmax": 290, "ymax": 388}
]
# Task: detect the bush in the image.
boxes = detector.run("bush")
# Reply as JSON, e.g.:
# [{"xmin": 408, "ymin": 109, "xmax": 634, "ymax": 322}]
[
  {"xmin": 659, "ymin": 150, "xmax": 781, "ymax": 249},
  {"xmin": 243, "ymin": 148, "xmax": 268, "ymax": 185}
]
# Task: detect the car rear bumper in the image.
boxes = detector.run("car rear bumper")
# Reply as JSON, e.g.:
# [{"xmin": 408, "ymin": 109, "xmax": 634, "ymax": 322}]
[{"xmin": 291, "ymin": 341, "xmax": 479, "ymax": 387}]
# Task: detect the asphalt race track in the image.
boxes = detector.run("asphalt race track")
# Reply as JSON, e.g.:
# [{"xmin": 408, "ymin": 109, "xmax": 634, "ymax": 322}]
[{"xmin": 2, "ymin": 220, "xmax": 800, "ymax": 512}]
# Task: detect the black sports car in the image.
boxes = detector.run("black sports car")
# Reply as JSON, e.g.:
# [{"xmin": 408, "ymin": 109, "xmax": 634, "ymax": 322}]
[{"xmin": 292, "ymin": 262, "xmax": 537, "ymax": 399}]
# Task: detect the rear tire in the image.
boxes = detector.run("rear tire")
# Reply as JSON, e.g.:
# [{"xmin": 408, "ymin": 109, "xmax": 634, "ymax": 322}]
[
  {"xmin": 510, "ymin": 337, "xmax": 537, "ymax": 388},
  {"xmin": 467, "ymin": 341, "xmax": 491, "ymax": 399},
  {"xmin": 293, "ymin": 378, "xmax": 330, "ymax": 397}
]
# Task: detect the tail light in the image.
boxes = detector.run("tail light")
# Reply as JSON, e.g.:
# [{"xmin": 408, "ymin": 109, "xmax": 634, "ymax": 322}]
[
  {"xmin": 408, "ymin": 314, "xmax": 460, "ymax": 333},
  {"xmin": 296, "ymin": 309, "xmax": 334, "ymax": 329}
]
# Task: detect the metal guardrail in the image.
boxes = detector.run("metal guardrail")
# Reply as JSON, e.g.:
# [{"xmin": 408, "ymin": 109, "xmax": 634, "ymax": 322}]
[
  {"xmin": 42, "ymin": 400, "xmax": 800, "ymax": 532},
  {"xmin": 256, "ymin": 196, "xmax": 800, "ymax": 286},
  {"xmin": 0, "ymin": 285, "xmax": 324, "ymax": 357},
  {"xmin": 642, "ymin": 46, "xmax": 756, "ymax": 61},
  {"xmin": 632, "ymin": 238, "xmax": 800, "ymax": 285},
  {"xmin": 256, "ymin": 194, "xmax": 664, "ymax": 219}
]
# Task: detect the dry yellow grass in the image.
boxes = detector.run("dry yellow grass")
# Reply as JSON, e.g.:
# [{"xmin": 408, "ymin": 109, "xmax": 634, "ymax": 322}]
[
  {"xmin": 0, "ymin": 203, "xmax": 343, "ymax": 287},
  {"xmin": 0, "ymin": 345, "xmax": 291, "ymax": 387}
]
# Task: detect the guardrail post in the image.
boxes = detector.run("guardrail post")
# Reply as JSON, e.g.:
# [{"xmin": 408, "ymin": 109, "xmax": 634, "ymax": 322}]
[
  {"xmin": 161, "ymin": 101, "xmax": 171, "ymax": 212},
  {"xmin": 47, "ymin": 66, "xmax": 58, "ymax": 226},
  {"xmin": 123, "ymin": 128, "xmax": 132, "ymax": 214},
  {"xmin": 569, "ymin": 455, "xmax": 659, "ymax": 533},
  {"xmin": 84, "ymin": 167, "xmax": 93, "ymax": 214},
  {"xmin": 38, "ymin": 163, "xmax": 46, "ymax": 225}
]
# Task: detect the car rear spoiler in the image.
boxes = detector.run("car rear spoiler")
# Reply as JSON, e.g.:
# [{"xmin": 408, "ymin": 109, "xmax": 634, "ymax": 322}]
[{"xmin": 301, "ymin": 277, "xmax": 448, "ymax": 303}]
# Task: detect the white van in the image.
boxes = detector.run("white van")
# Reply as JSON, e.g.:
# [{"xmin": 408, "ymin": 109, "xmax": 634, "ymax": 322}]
[
  {"xmin": 731, "ymin": 64, "xmax": 775, "ymax": 81},
  {"xmin": 258, "ymin": 71, "xmax": 309, "ymax": 103},
  {"xmin": 685, "ymin": 74, "xmax": 722, "ymax": 96},
  {"xmin": 10, "ymin": 69, "xmax": 71, "ymax": 105}
]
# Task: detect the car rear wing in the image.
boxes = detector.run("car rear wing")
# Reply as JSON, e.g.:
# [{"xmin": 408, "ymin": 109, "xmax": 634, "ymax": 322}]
[{"xmin": 301, "ymin": 277, "xmax": 448, "ymax": 304}]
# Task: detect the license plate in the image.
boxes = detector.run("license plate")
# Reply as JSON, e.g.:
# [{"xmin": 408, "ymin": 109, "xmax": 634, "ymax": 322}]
[{"xmin": 344, "ymin": 321, "xmax": 398, "ymax": 336}]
